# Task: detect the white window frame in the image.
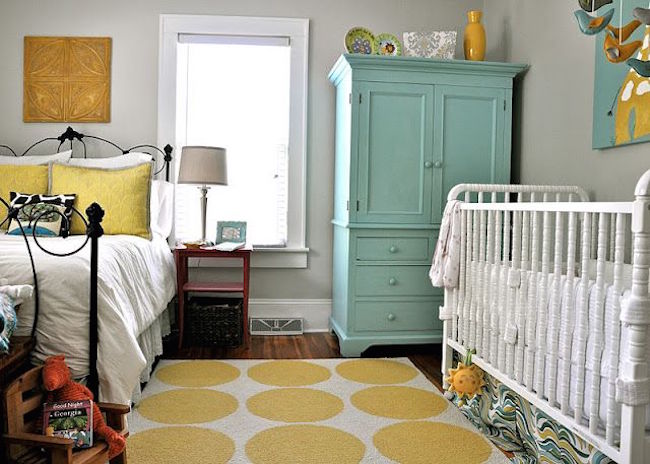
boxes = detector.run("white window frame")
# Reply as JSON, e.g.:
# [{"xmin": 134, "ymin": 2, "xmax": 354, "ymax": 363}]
[{"xmin": 158, "ymin": 14, "xmax": 309, "ymax": 268}]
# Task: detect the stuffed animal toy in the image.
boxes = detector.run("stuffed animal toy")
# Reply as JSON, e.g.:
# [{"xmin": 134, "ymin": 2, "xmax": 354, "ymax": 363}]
[
  {"xmin": 42, "ymin": 355, "xmax": 126, "ymax": 459},
  {"xmin": 445, "ymin": 349, "xmax": 486, "ymax": 406}
]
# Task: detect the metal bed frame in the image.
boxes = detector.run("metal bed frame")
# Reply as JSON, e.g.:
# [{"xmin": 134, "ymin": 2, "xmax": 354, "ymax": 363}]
[
  {"xmin": 0, "ymin": 127, "xmax": 174, "ymax": 399},
  {"xmin": 0, "ymin": 126, "xmax": 173, "ymax": 182}
]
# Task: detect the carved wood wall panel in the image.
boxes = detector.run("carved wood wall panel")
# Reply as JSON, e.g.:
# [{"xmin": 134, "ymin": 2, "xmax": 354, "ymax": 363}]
[{"xmin": 23, "ymin": 37, "xmax": 111, "ymax": 123}]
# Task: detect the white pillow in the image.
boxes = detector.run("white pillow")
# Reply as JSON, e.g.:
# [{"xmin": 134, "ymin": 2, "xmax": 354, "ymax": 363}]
[
  {"xmin": 150, "ymin": 180, "xmax": 174, "ymax": 239},
  {"xmin": 67, "ymin": 151, "xmax": 153, "ymax": 168},
  {"xmin": 0, "ymin": 149, "xmax": 72, "ymax": 165}
]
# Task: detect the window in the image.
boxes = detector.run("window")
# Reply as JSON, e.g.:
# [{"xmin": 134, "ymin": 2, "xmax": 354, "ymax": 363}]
[{"xmin": 159, "ymin": 15, "xmax": 309, "ymax": 265}]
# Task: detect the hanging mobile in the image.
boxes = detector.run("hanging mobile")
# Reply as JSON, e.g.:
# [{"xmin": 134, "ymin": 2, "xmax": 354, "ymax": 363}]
[{"xmin": 627, "ymin": 7, "xmax": 650, "ymax": 76}]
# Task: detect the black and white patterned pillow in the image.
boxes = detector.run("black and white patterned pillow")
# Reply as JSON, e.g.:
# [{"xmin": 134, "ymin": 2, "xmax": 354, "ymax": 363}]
[{"xmin": 7, "ymin": 192, "xmax": 76, "ymax": 237}]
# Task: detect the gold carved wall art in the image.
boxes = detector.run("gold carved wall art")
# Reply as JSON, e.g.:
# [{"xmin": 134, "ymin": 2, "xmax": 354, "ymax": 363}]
[{"xmin": 23, "ymin": 36, "xmax": 111, "ymax": 123}]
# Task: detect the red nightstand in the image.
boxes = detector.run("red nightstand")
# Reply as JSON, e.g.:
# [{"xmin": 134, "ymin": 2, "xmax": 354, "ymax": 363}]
[{"xmin": 174, "ymin": 246, "xmax": 252, "ymax": 348}]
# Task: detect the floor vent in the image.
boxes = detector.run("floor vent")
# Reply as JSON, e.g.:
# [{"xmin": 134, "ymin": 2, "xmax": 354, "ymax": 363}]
[{"xmin": 249, "ymin": 318, "xmax": 304, "ymax": 335}]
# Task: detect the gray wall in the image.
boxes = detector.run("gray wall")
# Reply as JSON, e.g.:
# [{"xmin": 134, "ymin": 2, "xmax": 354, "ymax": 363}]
[
  {"xmin": 0, "ymin": 0, "xmax": 482, "ymax": 299},
  {"xmin": 484, "ymin": 0, "xmax": 650, "ymax": 201}
]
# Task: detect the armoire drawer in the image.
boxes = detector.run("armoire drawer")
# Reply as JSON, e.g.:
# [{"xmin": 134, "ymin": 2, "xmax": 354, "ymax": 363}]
[
  {"xmin": 354, "ymin": 301, "xmax": 438, "ymax": 332},
  {"xmin": 355, "ymin": 265, "xmax": 438, "ymax": 297},
  {"xmin": 355, "ymin": 235, "xmax": 433, "ymax": 262}
]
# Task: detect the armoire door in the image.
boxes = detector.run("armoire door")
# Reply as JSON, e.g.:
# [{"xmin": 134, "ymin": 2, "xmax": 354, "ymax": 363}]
[
  {"xmin": 355, "ymin": 82, "xmax": 434, "ymax": 224},
  {"xmin": 433, "ymin": 85, "xmax": 507, "ymax": 223}
]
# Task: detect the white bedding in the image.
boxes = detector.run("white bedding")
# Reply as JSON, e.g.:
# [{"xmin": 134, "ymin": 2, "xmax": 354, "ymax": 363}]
[{"xmin": 0, "ymin": 233, "xmax": 176, "ymax": 404}]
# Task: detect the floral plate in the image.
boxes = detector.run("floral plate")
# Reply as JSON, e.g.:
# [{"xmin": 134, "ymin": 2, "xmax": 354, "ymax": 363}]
[
  {"xmin": 345, "ymin": 27, "xmax": 376, "ymax": 54},
  {"xmin": 376, "ymin": 33, "xmax": 402, "ymax": 56}
]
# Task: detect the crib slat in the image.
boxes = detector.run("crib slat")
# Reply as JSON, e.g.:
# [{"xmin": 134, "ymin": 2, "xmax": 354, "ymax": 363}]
[
  {"xmin": 609, "ymin": 215, "xmax": 616, "ymax": 261},
  {"xmin": 498, "ymin": 195, "xmax": 512, "ymax": 371},
  {"xmin": 591, "ymin": 213, "xmax": 598, "ymax": 259},
  {"xmin": 589, "ymin": 213, "xmax": 609, "ymax": 434},
  {"xmin": 458, "ymin": 192, "xmax": 472, "ymax": 346},
  {"xmin": 506, "ymin": 207, "xmax": 522, "ymax": 377},
  {"xmin": 515, "ymin": 209, "xmax": 531, "ymax": 382},
  {"xmin": 560, "ymin": 211, "xmax": 578, "ymax": 415},
  {"xmin": 547, "ymin": 210, "xmax": 564, "ymax": 407},
  {"xmin": 463, "ymin": 192, "xmax": 474, "ymax": 348},
  {"xmin": 525, "ymin": 199, "xmax": 541, "ymax": 391},
  {"xmin": 469, "ymin": 209, "xmax": 480, "ymax": 350},
  {"xmin": 456, "ymin": 197, "xmax": 469, "ymax": 344},
  {"xmin": 482, "ymin": 192, "xmax": 497, "ymax": 360},
  {"xmin": 476, "ymin": 193, "xmax": 486, "ymax": 356},
  {"xmin": 605, "ymin": 213, "xmax": 626, "ymax": 445},
  {"xmin": 490, "ymin": 208, "xmax": 503, "ymax": 366},
  {"xmin": 575, "ymin": 212, "xmax": 593, "ymax": 424},
  {"xmin": 476, "ymin": 193, "xmax": 488, "ymax": 356},
  {"xmin": 534, "ymin": 203, "xmax": 552, "ymax": 399}
]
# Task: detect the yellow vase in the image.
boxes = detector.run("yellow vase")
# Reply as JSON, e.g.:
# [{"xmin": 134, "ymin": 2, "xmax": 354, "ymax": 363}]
[{"xmin": 464, "ymin": 10, "xmax": 486, "ymax": 61}]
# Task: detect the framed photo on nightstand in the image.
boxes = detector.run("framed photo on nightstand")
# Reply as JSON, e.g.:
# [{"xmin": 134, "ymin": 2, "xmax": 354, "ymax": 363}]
[{"xmin": 216, "ymin": 221, "xmax": 247, "ymax": 244}]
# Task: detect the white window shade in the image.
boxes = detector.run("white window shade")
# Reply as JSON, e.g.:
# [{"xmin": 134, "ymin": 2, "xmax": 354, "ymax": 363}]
[{"xmin": 174, "ymin": 42, "xmax": 290, "ymax": 246}]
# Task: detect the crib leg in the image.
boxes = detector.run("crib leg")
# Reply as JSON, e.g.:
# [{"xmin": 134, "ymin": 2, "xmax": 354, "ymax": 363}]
[{"xmin": 442, "ymin": 320, "xmax": 453, "ymax": 390}]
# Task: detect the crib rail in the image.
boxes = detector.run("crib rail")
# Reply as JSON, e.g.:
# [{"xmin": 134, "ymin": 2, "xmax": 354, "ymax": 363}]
[
  {"xmin": 441, "ymin": 173, "xmax": 650, "ymax": 464},
  {"xmin": 447, "ymin": 183, "xmax": 590, "ymax": 202}
]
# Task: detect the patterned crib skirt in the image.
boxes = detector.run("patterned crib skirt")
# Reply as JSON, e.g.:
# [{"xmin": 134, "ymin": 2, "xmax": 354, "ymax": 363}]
[{"xmin": 453, "ymin": 373, "xmax": 614, "ymax": 464}]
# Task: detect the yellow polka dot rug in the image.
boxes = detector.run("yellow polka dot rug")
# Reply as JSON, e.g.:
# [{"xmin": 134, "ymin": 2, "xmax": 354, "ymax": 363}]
[{"xmin": 127, "ymin": 358, "xmax": 509, "ymax": 463}]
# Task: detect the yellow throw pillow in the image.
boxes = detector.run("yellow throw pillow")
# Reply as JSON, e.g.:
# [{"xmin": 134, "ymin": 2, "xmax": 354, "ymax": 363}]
[
  {"xmin": 0, "ymin": 165, "xmax": 49, "ymax": 230},
  {"xmin": 50, "ymin": 162, "xmax": 153, "ymax": 239}
]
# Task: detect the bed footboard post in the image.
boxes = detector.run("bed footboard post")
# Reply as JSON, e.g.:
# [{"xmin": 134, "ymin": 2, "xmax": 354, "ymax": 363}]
[
  {"xmin": 619, "ymin": 170, "xmax": 650, "ymax": 464},
  {"xmin": 163, "ymin": 144, "xmax": 173, "ymax": 182},
  {"xmin": 86, "ymin": 203, "xmax": 104, "ymax": 400}
]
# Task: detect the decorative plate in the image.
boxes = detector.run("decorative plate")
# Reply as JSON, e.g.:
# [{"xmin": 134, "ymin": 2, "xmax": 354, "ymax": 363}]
[
  {"xmin": 345, "ymin": 27, "xmax": 376, "ymax": 54},
  {"xmin": 376, "ymin": 33, "xmax": 402, "ymax": 56}
]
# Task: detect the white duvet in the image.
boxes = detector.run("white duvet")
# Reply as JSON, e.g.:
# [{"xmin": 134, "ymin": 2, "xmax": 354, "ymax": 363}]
[{"xmin": 0, "ymin": 233, "xmax": 176, "ymax": 404}]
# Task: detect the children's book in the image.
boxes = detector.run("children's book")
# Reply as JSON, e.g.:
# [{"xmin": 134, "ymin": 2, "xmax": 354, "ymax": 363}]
[
  {"xmin": 213, "ymin": 241, "xmax": 245, "ymax": 252},
  {"xmin": 42, "ymin": 400, "xmax": 93, "ymax": 448}
]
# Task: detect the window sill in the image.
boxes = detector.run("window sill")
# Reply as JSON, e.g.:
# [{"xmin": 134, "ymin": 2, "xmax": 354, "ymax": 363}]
[{"xmin": 188, "ymin": 246, "xmax": 309, "ymax": 269}]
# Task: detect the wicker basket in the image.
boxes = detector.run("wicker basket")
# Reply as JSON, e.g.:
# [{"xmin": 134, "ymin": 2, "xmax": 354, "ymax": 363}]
[{"xmin": 185, "ymin": 297, "xmax": 243, "ymax": 347}]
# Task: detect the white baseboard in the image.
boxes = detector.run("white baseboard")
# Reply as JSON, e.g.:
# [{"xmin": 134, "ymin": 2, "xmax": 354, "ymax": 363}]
[{"xmin": 248, "ymin": 299, "xmax": 332, "ymax": 333}]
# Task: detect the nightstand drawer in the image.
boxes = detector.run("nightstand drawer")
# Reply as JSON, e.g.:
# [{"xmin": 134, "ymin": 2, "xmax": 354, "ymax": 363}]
[
  {"xmin": 355, "ymin": 265, "xmax": 438, "ymax": 297},
  {"xmin": 354, "ymin": 301, "xmax": 438, "ymax": 332},
  {"xmin": 356, "ymin": 235, "xmax": 433, "ymax": 262}
]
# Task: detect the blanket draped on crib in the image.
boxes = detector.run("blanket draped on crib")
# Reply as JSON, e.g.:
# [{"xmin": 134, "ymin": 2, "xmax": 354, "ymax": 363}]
[{"xmin": 430, "ymin": 199, "xmax": 462, "ymax": 288}]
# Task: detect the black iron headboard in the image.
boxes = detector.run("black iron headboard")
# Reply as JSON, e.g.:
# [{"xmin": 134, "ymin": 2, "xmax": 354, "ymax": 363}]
[{"xmin": 0, "ymin": 126, "xmax": 174, "ymax": 181}]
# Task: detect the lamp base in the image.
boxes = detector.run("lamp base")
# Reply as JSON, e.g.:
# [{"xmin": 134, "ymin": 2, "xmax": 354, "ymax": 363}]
[{"xmin": 199, "ymin": 185, "xmax": 210, "ymax": 243}]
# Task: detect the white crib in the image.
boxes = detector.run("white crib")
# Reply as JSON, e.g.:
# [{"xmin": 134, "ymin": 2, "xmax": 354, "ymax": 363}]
[{"xmin": 440, "ymin": 170, "xmax": 650, "ymax": 464}]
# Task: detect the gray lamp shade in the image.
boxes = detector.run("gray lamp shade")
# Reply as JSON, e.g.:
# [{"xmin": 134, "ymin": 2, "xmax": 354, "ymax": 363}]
[{"xmin": 177, "ymin": 146, "xmax": 228, "ymax": 185}]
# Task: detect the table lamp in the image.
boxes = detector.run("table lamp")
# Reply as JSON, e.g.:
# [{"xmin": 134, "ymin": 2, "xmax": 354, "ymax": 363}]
[{"xmin": 177, "ymin": 146, "xmax": 228, "ymax": 243}]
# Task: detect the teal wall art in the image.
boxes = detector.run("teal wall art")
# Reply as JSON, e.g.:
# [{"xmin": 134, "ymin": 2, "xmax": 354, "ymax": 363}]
[{"xmin": 578, "ymin": 0, "xmax": 650, "ymax": 149}]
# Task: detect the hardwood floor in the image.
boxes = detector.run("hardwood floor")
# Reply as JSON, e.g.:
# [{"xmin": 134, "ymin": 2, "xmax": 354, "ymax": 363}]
[{"xmin": 162, "ymin": 333, "xmax": 444, "ymax": 390}]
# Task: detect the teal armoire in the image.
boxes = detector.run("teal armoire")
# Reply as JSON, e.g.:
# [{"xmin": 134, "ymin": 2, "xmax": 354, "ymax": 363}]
[{"xmin": 329, "ymin": 54, "xmax": 526, "ymax": 357}]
